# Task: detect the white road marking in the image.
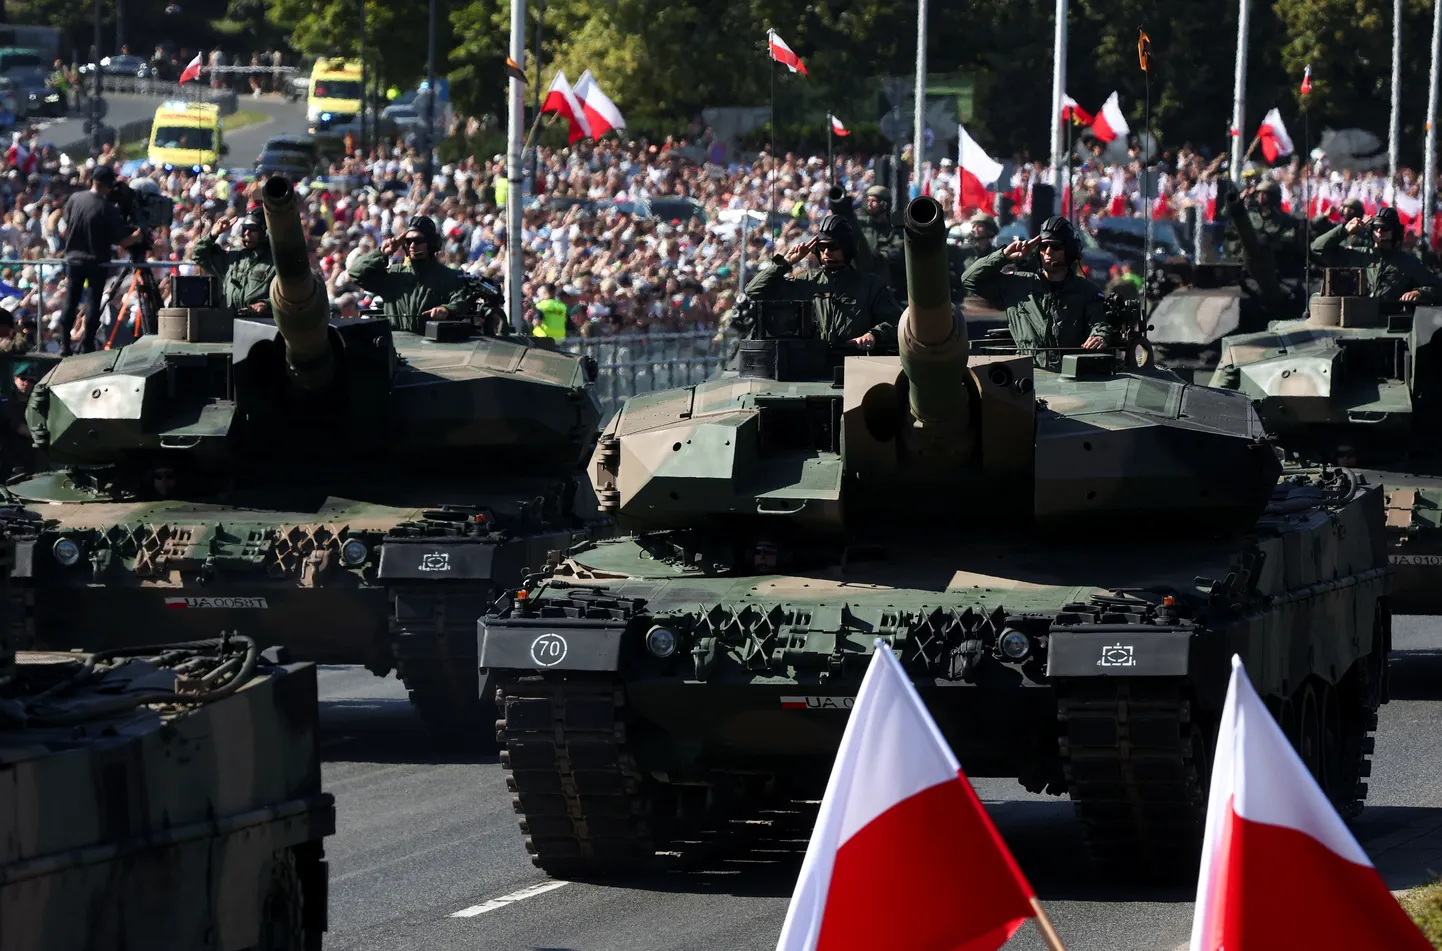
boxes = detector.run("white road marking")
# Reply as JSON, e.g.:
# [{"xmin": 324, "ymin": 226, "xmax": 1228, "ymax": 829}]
[{"xmin": 449, "ymin": 880, "xmax": 569, "ymax": 918}]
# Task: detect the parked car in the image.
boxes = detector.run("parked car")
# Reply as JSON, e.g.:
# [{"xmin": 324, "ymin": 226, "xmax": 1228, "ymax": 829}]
[
  {"xmin": 259, "ymin": 134, "xmax": 319, "ymax": 169},
  {"xmin": 256, "ymin": 148, "xmax": 315, "ymax": 179}
]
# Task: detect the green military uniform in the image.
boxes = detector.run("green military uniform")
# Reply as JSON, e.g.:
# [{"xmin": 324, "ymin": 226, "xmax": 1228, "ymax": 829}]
[
  {"xmin": 190, "ymin": 234, "xmax": 277, "ymax": 312},
  {"xmin": 1310, "ymin": 227, "xmax": 1442, "ymax": 304},
  {"xmin": 743, "ymin": 254, "xmax": 902, "ymax": 349},
  {"xmin": 856, "ymin": 186, "xmax": 905, "ymax": 300},
  {"xmin": 347, "ymin": 250, "xmax": 471, "ymax": 334},
  {"xmin": 962, "ymin": 249, "xmax": 1115, "ymax": 370}
]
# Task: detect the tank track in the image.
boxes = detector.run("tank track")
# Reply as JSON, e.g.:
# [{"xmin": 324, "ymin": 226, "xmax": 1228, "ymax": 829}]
[
  {"xmin": 1056, "ymin": 678, "xmax": 1210, "ymax": 882},
  {"xmin": 390, "ymin": 584, "xmax": 494, "ymax": 747},
  {"xmin": 495, "ymin": 678, "xmax": 661, "ymax": 877}
]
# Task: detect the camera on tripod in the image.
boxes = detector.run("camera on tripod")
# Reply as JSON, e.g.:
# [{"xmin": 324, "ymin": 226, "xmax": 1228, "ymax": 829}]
[{"xmin": 109, "ymin": 179, "xmax": 176, "ymax": 252}]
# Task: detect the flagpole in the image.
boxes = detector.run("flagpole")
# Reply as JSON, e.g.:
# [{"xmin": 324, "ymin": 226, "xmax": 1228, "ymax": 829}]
[
  {"xmin": 1065, "ymin": 117, "xmax": 1074, "ymax": 224},
  {"xmin": 1229, "ymin": 0, "xmax": 1251, "ymax": 183},
  {"xmin": 1388, "ymin": 0, "xmax": 1402, "ymax": 185},
  {"xmin": 1050, "ymin": 0, "xmax": 1067, "ymax": 213},
  {"xmin": 1426, "ymin": 0, "xmax": 1442, "ymax": 251},
  {"xmin": 1139, "ymin": 29, "xmax": 1152, "ymax": 310},
  {"xmin": 1304, "ymin": 93, "xmax": 1312, "ymax": 298},
  {"xmin": 1028, "ymin": 897, "xmax": 1070, "ymax": 951},
  {"xmin": 505, "ymin": 0, "xmax": 527, "ymax": 334},
  {"xmin": 827, "ymin": 116, "xmax": 833, "ymax": 187},
  {"xmin": 912, "ymin": 0, "xmax": 929, "ymax": 200},
  {"xmin": 770, "ymin": 51, "xmax": 778, "ymax": 238}
]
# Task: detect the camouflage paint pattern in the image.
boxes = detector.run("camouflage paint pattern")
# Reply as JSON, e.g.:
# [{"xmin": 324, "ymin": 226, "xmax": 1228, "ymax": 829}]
[{"xmin": 0, "ymin": 537, "xmax": 336, "ymax": 950}]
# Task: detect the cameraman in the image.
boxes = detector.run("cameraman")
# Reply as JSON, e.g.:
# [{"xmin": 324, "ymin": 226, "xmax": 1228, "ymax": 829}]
[
  {"xmin": 190, "ymin": 210, "xmax": 276, "ymax": 317},
  {"xmin": 59, "ymin": 166, "xmax": 141, "ymax": 355}
]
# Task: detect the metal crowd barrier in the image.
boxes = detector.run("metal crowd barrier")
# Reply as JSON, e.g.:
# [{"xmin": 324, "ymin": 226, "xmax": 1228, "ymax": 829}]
[
  {"xmin": 96, "ymin": 76, "xmax": 238, "ymax": 115},
  {"xmin": 0, "ymin": 258, "xmax": 183, "ymax": 320},
  {"xmin": 557, "ymin": 329, "xmax": 738, "ymax": 415}
]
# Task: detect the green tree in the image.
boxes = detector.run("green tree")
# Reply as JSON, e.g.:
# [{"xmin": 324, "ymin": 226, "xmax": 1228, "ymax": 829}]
[{"xmin": 269, "ymin": 0, "xmax": 450, "ymax": 91}]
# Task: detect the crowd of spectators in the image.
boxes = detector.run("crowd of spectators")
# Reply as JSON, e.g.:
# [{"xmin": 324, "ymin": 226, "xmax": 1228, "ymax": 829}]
[{"xmin": 0, "ymin": 115, "xmax": 1438, "ymax": 354}]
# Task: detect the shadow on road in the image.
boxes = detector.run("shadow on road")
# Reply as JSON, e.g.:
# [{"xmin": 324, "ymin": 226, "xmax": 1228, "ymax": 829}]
[
  {"xmin": 319, "ymin": 696, "xmax": 498, "ymax": 766},
  {"xmin": 1388, "ymin": 648, "xmax": 1442, "ymax": 701}
]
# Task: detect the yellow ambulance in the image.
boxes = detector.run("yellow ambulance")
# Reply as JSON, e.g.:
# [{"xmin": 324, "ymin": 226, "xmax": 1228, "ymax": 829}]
[
  {"xmin": 307, "ymin": 58, "xmax": 363, "ymax": 128},
  {"xmin": 147, "ymin": 101, "xmax": 226, "ymax": 172}
]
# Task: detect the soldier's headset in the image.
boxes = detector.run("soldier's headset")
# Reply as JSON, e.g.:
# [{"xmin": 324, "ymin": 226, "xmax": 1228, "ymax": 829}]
[{"xmin": 405, "ymin": 216, "xmax": 442, "ymax": 254}]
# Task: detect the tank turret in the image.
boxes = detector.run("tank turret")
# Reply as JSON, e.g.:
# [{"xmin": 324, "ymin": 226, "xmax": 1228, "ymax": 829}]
[
  {"xmin": 261, "ymin": 175, "xmax": 335, "ymax": 389},
  {"xmin": 897, "ymin": 196, "xmax": 969, "ymax": 435}
]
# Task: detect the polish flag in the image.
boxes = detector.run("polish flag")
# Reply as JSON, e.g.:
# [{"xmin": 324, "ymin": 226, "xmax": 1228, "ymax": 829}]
[
  {"xmin": 1107, "ymin": 166, "xmax": 1128, "ymax": 217},
  {"xmin": 540, "ymin": 70, "xmax": 592, "ymax": 144},
  {"xmin": 956, "ymin": 123, "xmax": 1004, "ymax": 213},
  {"xmin": 1190, "ymin": 657, "xmax": 1431, "ymax": 951},
  {"xmin": 1090, "ymin": 91, "xmax": 1129, "ymax": 143},
  {"xmin": 829, "ymin": 114, "xmax": 849, "ymax": 137},
  {"xmin": 1393, "ymin": 190, "xmax": 1422, "ymax": 230},
  {"xmin": 573, "ymin": 70, "xmax": 627, "ymax": 138},
  {"xmin": 178, "ymin": 53, "xmax": 203, "ymax": 85},
  {"xmin": 1258, "ymin": 108, "xmax": 1294, "ymax": 163},
  {"xmin": 1301, "ymin": 65, "xmax": 1313, "ymax": 96},
  {"xmin": 767, "ymin": 29, "xmax": 808, "ymax": 76},
  {"xmin": 777, "ymin": 644, "xmax": 1040, "ymax": 951},
  {"xmin": 1061, "ymin": 94, "xmax": 1094, "ymax": 126}
]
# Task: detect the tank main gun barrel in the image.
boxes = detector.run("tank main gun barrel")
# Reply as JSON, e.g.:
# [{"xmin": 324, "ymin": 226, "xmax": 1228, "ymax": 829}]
[
  {"xmin": 261, "ymin": 175, "xmax": 334, "ymax": 389},
  {"xmin": 1222, "ymin": 184, "xmax": 1284, "ymax": 305},
  {"xmin": 898, "ymin": 196, "xmax": 970, "ymax": 431}
]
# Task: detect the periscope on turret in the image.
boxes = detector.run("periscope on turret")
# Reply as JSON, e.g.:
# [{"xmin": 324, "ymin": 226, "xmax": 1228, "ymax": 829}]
[
  {"xmin": 3, "ymin": 173, "xmax": 607, "ymax": 747},
  {"xmin": 479, "ymin": 196, "xmax": 1391, "ymax": 884}
]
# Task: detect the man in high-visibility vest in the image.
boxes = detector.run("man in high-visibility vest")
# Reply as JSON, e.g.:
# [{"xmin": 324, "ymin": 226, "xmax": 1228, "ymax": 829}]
[{"xmin": 531, "ymin": 283, "xmax": 568, "ymax": 340}]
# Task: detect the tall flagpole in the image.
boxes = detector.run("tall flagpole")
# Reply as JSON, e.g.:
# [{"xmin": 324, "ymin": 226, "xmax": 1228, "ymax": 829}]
[
  {"xmin": 1425, "ymin": 0, "xmax": 1442, "ymax": 250},
  {"xmin": 1050, "ymin": 0, "xmax": 1067, "ymax": 212},
  {"xmin": 1229, "ymin": 0, "xmax": 1251, "ymax": 183},
  {"xmin": 770, "ymin": 53, "xmax": 777, "ymax": 236},
  {"xmin": 827, "ymin": 116, "xmax": 834, "ymax": 186},
  {"xmin": 505, "ymin": 0, "xmax": 527, "ymax": 333},
  {"xmin": 911, "ymin": 0, "xmax": 929, "ymax": 200},
  {"xmin": 1389, "ymin": 0, "xmax": 1403, "ymax": 185}
]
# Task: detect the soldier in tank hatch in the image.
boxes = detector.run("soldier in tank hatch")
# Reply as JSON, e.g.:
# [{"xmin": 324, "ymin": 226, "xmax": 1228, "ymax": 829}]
[
  {"xmin": 1311, "ymin": 208, "xmax": 1442, "ymax": 305},
  {"xmin": 347, "ymin": 216, "xmax": 470, "ymax": 334},
  {"xmin": 961, "ymin": 216, "xmax": 1115, "ymax": 370},
  {"xmin": 742, "ymin": 214, "xmax": 902, "ymax": 350},
  {"xmin": 190, "ymin": 209, "xmax": 277, "ymax": 317}
]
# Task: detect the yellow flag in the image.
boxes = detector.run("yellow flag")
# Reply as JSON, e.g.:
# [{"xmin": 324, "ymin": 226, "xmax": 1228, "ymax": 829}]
[{"xmin": 1138, "ymin": 29, "xmax": 1152, "ymax": 72}]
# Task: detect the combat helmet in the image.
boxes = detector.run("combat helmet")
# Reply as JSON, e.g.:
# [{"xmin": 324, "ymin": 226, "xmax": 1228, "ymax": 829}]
[
  {"xmin": 405, "ymin": 215, "xmax": 442, "ymax": 253},
  {"xmin": 1038, "ymin": 215, "xmax": 1081, "ymax": 263},
  {"xmin": 865, "ymin": 185, "xmax": 892, "ymax": 207},
  {"xmin": 815, "ymin": 214, "xmax": 857, "ymax": 262}
]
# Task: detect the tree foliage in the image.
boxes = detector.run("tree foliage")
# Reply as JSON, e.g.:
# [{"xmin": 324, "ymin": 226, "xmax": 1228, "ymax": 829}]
[{"xmin": 267, "ymin": 0, "xmax": 452, "ymax": 90}]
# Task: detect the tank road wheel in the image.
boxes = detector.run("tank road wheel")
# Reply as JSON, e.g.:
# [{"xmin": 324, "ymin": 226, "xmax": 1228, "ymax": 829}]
[
  {"xmin": 1296, "ymin": 682, "xmax": 1322, "ymax": 783},
  {"xmin": 1056, "ymin": 679, "xmax": 1213, "ymax": 883},
  {"xmin": 254, "ymin": 847, "xmax": 323, "ymax": 951},
  {"xmin": 1330, "ymin": 655, "xmax": 1381, "ymax": 820},
  {"xmin": 1275, "ymin": 696, "xmax": 1298, "ymax": 748},
  {"xmin": 496, "ymin": 678, "xmax": 662, "ymax": 879}
]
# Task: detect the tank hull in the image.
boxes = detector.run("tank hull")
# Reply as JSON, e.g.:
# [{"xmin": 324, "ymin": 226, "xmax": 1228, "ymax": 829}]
[{"xmin": 481, "ymin": 468, "xmax": 1391, "ymax": 881}]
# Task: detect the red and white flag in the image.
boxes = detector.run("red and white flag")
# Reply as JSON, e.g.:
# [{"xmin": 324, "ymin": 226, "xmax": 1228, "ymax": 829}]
[
  {"xmin": 1392, "ymin": 190, "xmax": 1423, "ymax": 230},
  {"xmin": 1257, "ymin": 107, "xmax": 1294, "ymax": 163},
  {"xmin": 1061, "ymin": 93, "xmax": 1094, "ymax": 126},
  {"xmin": 573, "ymin": 70, "xmax": 626, "ymax": 138},
  {"xmin": 1190, "ymin": 657, "xmax": 1431, "ymax": 951},
  {"xmin": 956, "ymin": 123, "xmax": 1004, "ymax": 215},
  {"xmin": 776, "ymin": 644, "xmax": 1039, "ymax": 951},
  {"xmin": 1090, "ymin": 91, "xmax": 1129, "ymax": 143},
  {"xmin": 1301, "ymin": 65, "xmax": 1313, "ymax": 96},
  {"xmin": 178, "ymin": 53, "xmax": 203, "ymax": 85},
  {"xmin": 540, "ymin": 70, "xmax": 592, "ymax": 144},
  {"xmin": 767, "ymin": 29, "xmax": 808, "ymax": 76},
  {"xmin": 829, "ymin": 114, "xmax": 849, "ymax": 137}
]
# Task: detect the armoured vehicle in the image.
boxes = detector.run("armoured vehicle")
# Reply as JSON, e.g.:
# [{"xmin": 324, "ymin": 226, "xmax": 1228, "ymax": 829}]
[
  {"xmin": 1146, "ymin": 186, "xmax": 1304, "ymax": 381},
  {"xmin": 1209, "ymin": 267, "xmax": 1442, "ymax": 614},
  {"xmin": 0, "ymin": 518, "xmax": 336, "ymax": 950},
  {"xmin": 5, "ymin": 174, "xmax": 603, "ymax": 738},
  {"xmin": 479, "ymin": 196, "xmax": 1391, "ymax": 881}
]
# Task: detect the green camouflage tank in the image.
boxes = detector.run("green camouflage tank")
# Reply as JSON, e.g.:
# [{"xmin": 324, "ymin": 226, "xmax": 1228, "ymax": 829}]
[
  {"xmin": 479, "ymin": 197, "xmax": 1392, "ymax": 883},
  {"xmin": 3, "ymin": 175, "xmax": 604, "ymax": 741},
  {"xmin": 1208, "ymin": 267, "xmax": 1442, "ymax": 614},
  {"xmin": 0, "ymin": 515, "xmax": 336, "ymax": 949}
]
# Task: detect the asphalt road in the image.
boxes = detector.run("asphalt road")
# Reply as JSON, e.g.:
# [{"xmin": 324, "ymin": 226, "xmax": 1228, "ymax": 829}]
[
  {"xmin": 315, "ymin": 619, "xmax": 1442, "ymax": 951},
  {"xmin": 34, "ymin": 93, "xmax": 308, "ymax": 167}
]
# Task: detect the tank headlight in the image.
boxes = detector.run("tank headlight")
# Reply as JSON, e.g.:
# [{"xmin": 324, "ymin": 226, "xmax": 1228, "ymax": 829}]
[
  {"xmin": 999, "ymin": 630, "xmax": 1032, "ymax": 661},
  {"xmin": 645, "ymin": 626, "xmax": 678, "ymax": 658},
  {"xmin": 52, "ymin": 538, "xmax": 82, "ymax": 567},
  {"xmin": 340, "ymin": 538, "xmax": 369, "ymax": 566}
]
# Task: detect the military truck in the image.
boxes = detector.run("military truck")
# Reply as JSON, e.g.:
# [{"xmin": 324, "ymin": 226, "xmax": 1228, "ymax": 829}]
[
  {"xmin": 6, "ymin": 174, "xmax": 603, "ymax": 739},
  {"xmin": 1209, "ymin": 267, "xmax": 1442, "ymax": 614},
  {"xmin": 0, "ymin": 516, "xmax": 336, "ymax": 950},
  {"xmin": 479, "ymin": 196, "xmax": 1392, "ymax": 882},
  {"xmin": 1146, "ymin": 184, "xmax": 1305, "ymax": 381}
]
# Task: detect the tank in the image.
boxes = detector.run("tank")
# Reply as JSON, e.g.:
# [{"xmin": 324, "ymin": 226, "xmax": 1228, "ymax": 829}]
[
  {"xmin": 1208, "ymin": 266, "xmax": 1442, "ymax": 613},
  {"xmin": 1147, "ymin": 184, "xmax": 1304, "ymax": 380},
  {"xmin": 0, "ymin": 517, "xmax": 336, "ymax": 949},
  {"xmin": 4, "ymin": 174, "xmax": 605, "ymax": 741},
  {"xmin": 479, "ymin": 197, "xmax": 1392, "ymax": 881}
]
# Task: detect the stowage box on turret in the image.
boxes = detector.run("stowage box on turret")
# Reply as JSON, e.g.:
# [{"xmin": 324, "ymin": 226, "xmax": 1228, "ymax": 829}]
[
  {"xmin": 479, "ymin": 197, "xmax": 1392, "ymax": 881},
  {"xmin": 5, "ymin": 175, "xmax": 605, "ymax": 740},
  {"xmin": 1209, "ymin": 266, "xmax": 1442, "ymax": 614}
]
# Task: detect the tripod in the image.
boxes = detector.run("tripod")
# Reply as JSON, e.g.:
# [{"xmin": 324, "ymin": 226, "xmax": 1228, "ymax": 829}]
[{"xmin": 94, "ymin": 253, "xmax": 164, "ymax": 350}]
